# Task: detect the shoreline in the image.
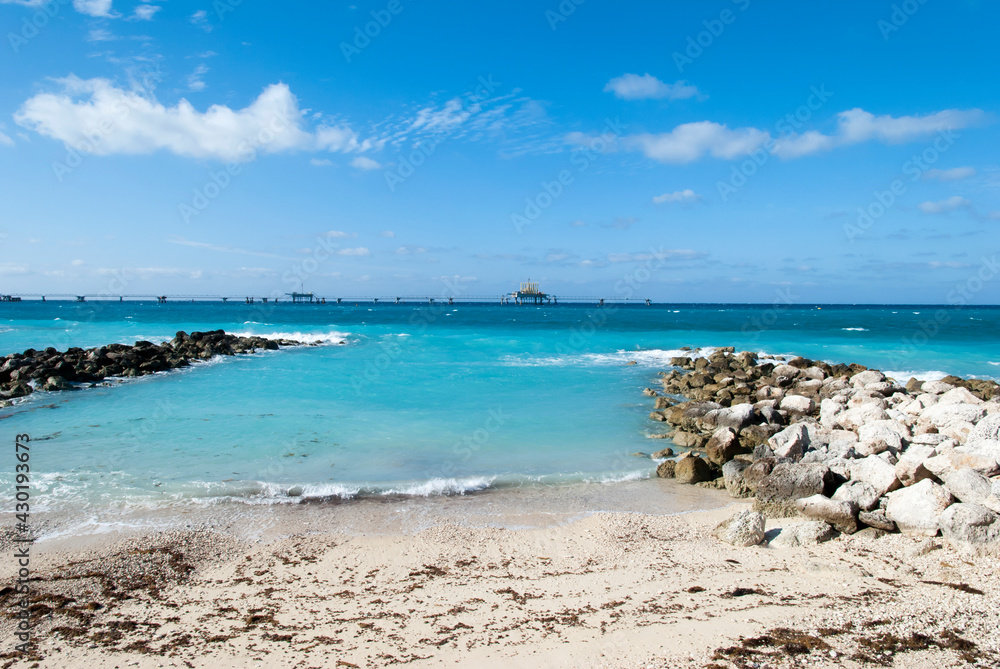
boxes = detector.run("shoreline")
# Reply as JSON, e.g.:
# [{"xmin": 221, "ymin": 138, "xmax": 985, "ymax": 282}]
[{"xmin": 3, "ymin": 496, "xmax": 998, "ymax": 668}]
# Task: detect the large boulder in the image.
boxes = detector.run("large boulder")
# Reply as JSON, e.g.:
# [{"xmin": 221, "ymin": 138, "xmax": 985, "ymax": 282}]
[
  {"xmin": 656, "ymin": 460, "xmax": 676, "ymax": 478},
  {"xmin": 838, "ymin": 403, "xmax": 890, "ymax": 432},
  {"xmin": 894, "ymin": 445, "xmax": 938, "ymax": 487},
  {"xmin": 674, "ymin": 455, "xmax": 715, "ymax": 484},
  {"xmin": 796, "ymin": 494, "xmax": 859, "ymax": 534},
  {"xmin": 968, "ymin": 414, "xmax": 1000, "ymax": 443},
  {"xmin": 755, "ymin": 463, "xmax": 834, "ymax": 516},
  {"xmin": 937, "ymin": 387, "xmax": 983, "ymax": 406},
  {"xmin": 768, "ymin": 521, "xmax": 837, "ymax": 547},
  {"xmin": 702, "ymin": 403, "xmax": 756, "ymax": 432},
  {"xmin": 742, "ymin": 458, "xmax": 776, "ymax": 495},
  {"xmin": 850, "ymin": 455, "xmax": 902, "ymax": 497},
  {"xmin": 670, "ymin": 431, "xmax": 706, "ymax": 449},
  {"xmin": 780, "ymin": 395, "xmax": 815, "ymax": 415},
  {"xmin": 856, "ymin": 421, "xmax": 904, "ymax": 456},
  {"xmin": 832, "ymin": 480, "xmax": 881, "ymax": 512},
  {"xmin": 851, "ymin": 370, "xmax": 886, "ymax": 387},
  {"xmin": 739, "ymin": 424, "xmax": 783, "ymax": 450},
  {"xmin": 923, "ymin": 450, "xmax": 1000, "ymax": 479},
  {"xmin": 942, "ymin": 468, "xmax": 992, "ymax": 506},
  {"xmin": 885, "ymin": 479, "xmax": 954, "ymax": 536},
  {"xmin": 919, "ymin": 403, "xmax": 986, "ymax": 430},
  {"xmin": 767, "ymin": 423, "xmax": 811, "ymax": 460},
  {"xmin": 859, "ymin": 509, "xmax": 897, "ymax": 532},
  {"xmin": 722, "ymin": 459, "xmax": 753, "ymax": 498},
  {"xmin": 938, "ymin": 503, "xmax": 1000, "ymax": 547},
  {"xmin": 713, "ymin": 509, "xmax": 766, "ymax": 547},
  {"xmin": 820, "ymin": 399, "xmax": 845, "ymax": 429},
  {"xmin": 705, "ymin": 427, "xmax": 743, "ymax": 466}
]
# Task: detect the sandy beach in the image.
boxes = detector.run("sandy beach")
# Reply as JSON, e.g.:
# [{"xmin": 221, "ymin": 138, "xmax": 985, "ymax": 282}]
[{"xmin": 3, "ymin": 480, "xmax": 998, "ymax": 669}]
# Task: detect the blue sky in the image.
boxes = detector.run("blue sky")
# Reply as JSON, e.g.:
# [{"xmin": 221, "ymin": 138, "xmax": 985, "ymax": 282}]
[{"xmin": 1, "ymin": 0, "xmax": 998, "ymax": 303}]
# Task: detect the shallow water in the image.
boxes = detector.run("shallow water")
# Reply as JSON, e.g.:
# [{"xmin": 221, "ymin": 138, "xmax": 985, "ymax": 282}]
[{"xmin": 1, "ymin": 301, "xmax": 997, "ymax": 531}]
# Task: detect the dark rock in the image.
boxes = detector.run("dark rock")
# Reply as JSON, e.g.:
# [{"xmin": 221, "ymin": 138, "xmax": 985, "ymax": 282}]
[
  {"xmin": 674, "ymin": 455, "xmax": 715, "ymax": 484},
  {"xmin": 722, "ymin": 459, "xmax": 753, "ymax": 498},
  {"xmin": 740, "ymin": 424, "xmax": 783, "ymax": 450},
  {"xmin": 754, "ymin": 463, "xmax": 835, "ymax": 517},
  {"xmin": 705, "ymin": 427, "xmax": 744, "ymax": 466},
  {"xmin": 651, "ymin": 447, "xmax": 674, "ymax": 459},
  {"xmin": 859, "ymin": 509, "xmax": 897, "ymax": 532},
  {"xmin": 656, "ymin": 460, "xmax": 676, "ymax": 478}
]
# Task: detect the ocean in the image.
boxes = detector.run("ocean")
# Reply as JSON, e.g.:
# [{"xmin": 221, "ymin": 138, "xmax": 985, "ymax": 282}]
[{"xmin": 2, "ymin": 301, "xmax": 998, "ymax": 530}]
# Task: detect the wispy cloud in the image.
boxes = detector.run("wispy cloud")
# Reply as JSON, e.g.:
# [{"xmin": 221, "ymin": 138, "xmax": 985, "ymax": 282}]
[
  {"xmin": 604, "ymin": 74, "xmax": 701, "ymax": 101},
  {"xmin": 350, "ymin": 156, "xmax": 381, "ymax": 170},
  {"xmin": 326, "ymin": 231, "xmax": 357, "ymax": 239},
  {"xmin": 923, "ymin": 166, "xmax": 976, "ymax": 182},
  {"xmin": 186, "ymin": 65, "xmax": 209, "ymax": 92},
  {"xmin": 919, "ymin": 196, "xmax": 973, "ymax": 214},
  {"xmin": 131, "ymin": 4, "xmax": 160, "ymax": 20},
  {"xmin": 190, "ymin": 9, "xmax": 212, "ymax": 32},
  {"xmin": 652, "ymin": 189, "xmax": 702, "ymax": 204}
]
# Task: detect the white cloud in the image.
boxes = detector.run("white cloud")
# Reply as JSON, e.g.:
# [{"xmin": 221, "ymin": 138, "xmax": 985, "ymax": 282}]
[
  {"xmin": 606, "ymin": 249, "xmax": 703, "ymax": 263},
  {"xmin": 603, "ymin": 74, "xmax": 701, "ymax": 101},
  {"xmin": 326, "ymin": 231, "xmax": 357, "ymax": 238},
  {"xmin": 350, "ymin": 156, "xmax": 381, "ymax": 170},
  {"xmin": 0, "ymin": 130, "xmax": 13, "ymax": 147},
  {"xmin": 652, "ymin": 189, "xmax": 701, "ymax": 204},
  {"xmin": 378, "ymin": 230, "xmax": 395, "ymax": 238},
  {"xmin": 624, "ymin": 122, "xmax": 769, "ymax": 163},
  {"xmin": 337, "ymin": 247, "xmax": 370, "ymax": 256},
  {"xmin": 618, "ymin": 107, "xmax": 987, "ymax": 164},
  {"xmin": 187, "ymin": 65, "xmax": 208, "ymax": 92},
  {"xmin": 190, "ymin": 9, "xmax": 211, "ymax": 31},
  {"xmin": 773, "ymin": 108, "xmax": 986, "ymax": 159},
  {"xmin": 923, "ymin": 166, "xmax": 976, "ymax": 182},
  {"xmin": 132, "ymin": 4, "xmax": 160, "ymax": 20},
  {"xmin": 395, "ymin": 245, "xmax": 426, "ymax": 255},
  {"xmin": 15, "ymin": 77, "xmax": 368, "ymax": 162},
  {"xmin": 73, "ymin": 0, "xmax": 112, "ymax": 17},
  {"xmin": 918, "ymin": 196, "xmax": 973, "ymax": 214},
  {"xmin": 309, "ymin": 158, "xmax": 333, "ymax": 167},
  {"xmin": 86, "ymin": 28, "xmax": 116, "ymax": 42}
]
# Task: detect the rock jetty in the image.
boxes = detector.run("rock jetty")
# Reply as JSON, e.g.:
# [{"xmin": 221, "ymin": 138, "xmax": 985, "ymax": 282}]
[
  {"xmin": 647, "ymin": 348, "xmax": 1000, "ymax": 550},
  {"xmin": 0, "ymin": 330, "xmax": 304, "ymax": 405}
]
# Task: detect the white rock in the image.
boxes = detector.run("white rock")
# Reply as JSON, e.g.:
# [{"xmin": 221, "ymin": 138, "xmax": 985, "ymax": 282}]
[
  {"xmin": 919, "ymin": 402, "xmax": 986, "ymax": 429},
  {"xmin": 768, "ymin": 521, "xmax": 837, "ymax": 547},
  {"xmin": 939, "ymin": 503, "xmax": 1000, "ymax": 546},
  {"xmin": 983, "ymin": 480, "xmax": 1000, "ymax": 515},
  {"xmin": 865, "ymin": 381, "xmax": 895, "ymax": 395},
  {"xmin": 801, "ymin": 366, "xmax": 827, "ymax": 381},
  {"xmin": 885, "ymin": 479, "xmax": 954, "ymax": 536},
  {"xmin": 916, "ymin": 393, "xmax": 941, "ymax": 406},
  {"xmin": 832, "ymin": 480, "xmax": 880, "ymax": 511},
  {"xmin": 846, "ymin": 392, "xmax": 889, "ymax": 410},
  {"xmin": 768, "ymin": 423, "xmax": 811, "ymax": 460},
  {"xmin": 838, "ymin": 403, "xmax": 891, "ymax": 432},
  {"xmin": 772, "ymin": 364, "xmax": 800, "ymax": 379},
  {"xmin": 713, "ymin": 509, "xmax": 766, "ymax": 546},
  {"xmin": 969, "ymin": 414, "xmax": 1000, "ymax": 443},
  {"xmin": 909, "ymin": 433, "xmax": 949, "ymax": 446},
  {"xmin": 938, "ymin": 387, "xmax": 983, "ymax": 406},
  {"xmin": 939, "ymin": 420, "xmax": 975, "ymax": 443},
  {"xmin": 856, "ymin": 421, "xmax": 905, "ymax": 456},
  {"xmin": 923, "ymin": 450, "xmax": 1000, "ymax": 478},
  {"xmin": 894, "ymin": 445, "xmax": 937, "ymax": 486},
  {"xmin": 780, "ymin": 394, "xmax": 815, "ymax": 415},
  {"xmin": 796, "ymin": 494, "xmax": 859, "ymax": 534},
  {"xmin": 922, "ymin": 380, "xmax": 956, "ymax": 395},
  {"xmin": 820, "ymin": 398, "xmax": 844, "ymax": 429},
  {"xmin": 956, "ymin": 439, "xmax": 1000, "ymax": 464},
  {"xmin": 943, "ymin": 468, "xmax": 992, "ymax": 505},
  {"xmin": 851, "ymin": 370, "xmax": 885, "ymax": 387},
  {"xmin": 850, "ymin": 455, "xmax": 902, "ymax": 497}
]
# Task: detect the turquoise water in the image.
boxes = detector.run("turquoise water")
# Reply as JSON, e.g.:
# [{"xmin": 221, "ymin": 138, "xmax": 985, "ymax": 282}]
[{"xmin": 1, "ymin": 302, "xmax": 998, "ymax": 517}]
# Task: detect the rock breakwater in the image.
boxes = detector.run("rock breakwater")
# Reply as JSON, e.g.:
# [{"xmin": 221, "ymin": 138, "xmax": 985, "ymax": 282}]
[
  {"xmin": 0, "ymin": 330, "xmax": 304, "ymax": 405},
  {"xmin": 647, "ymin": 348, "xmax": 1000, "ymax": 549}
]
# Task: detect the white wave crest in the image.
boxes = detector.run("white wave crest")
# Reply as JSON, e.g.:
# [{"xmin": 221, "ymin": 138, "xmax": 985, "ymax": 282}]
[
  {"xmin": 842, "ymin": 327, "xmax": 868, "ymax": 331},
  {"xmin": 228, "ymin": 330, "xmax": 350, "ymax": 345},
  {"xmin": 883, "ymin": 370, "xmax": 950, "ymax": 382},
  {"xmin": 381, "ymin": 476, "xmax": 495, "ymax": 497}
]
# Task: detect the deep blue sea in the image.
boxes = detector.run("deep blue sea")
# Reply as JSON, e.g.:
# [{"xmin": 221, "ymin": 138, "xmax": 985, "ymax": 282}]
[{"xmin": 1, "ymin": 301, "xmax": 997, "ymax": 522}]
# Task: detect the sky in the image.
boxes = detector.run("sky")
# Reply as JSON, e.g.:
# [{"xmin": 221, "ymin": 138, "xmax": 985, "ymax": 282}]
[{"xmin": 1, "ymin": 0, "xmax": 998, "ymax": 303}]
